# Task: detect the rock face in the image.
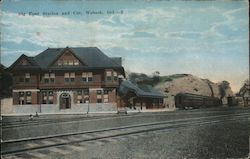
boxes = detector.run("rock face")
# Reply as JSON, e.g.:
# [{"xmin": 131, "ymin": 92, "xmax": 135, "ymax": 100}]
[{"xmin": 154, "ymin": 74, "xmax": 234, "ymax": 109}]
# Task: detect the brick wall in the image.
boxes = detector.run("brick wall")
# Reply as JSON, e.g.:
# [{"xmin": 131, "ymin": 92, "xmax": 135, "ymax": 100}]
[{"xmin": 31, "ymin": 92, "xmax": 38, "ymax": 104}]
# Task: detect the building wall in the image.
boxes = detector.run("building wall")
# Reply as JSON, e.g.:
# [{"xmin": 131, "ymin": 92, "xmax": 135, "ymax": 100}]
[
  {"xmin": 13, "ymin": 105, "xmax": 40, "ymax": 114},
  {"xmin": 12, "ymin": 90, "xmax": 39, "ymax": 105},
  {"xmin": 120, "ymin": 97, "xmax": 164, "ymax": 110},
  {"xmin": 39, "ymin": 70, "xmax": 119, "ymax": 89},
  {"xmin": 13, "ymin": 73, "xmax": 38, "ymax": 89},
  {"xmin": 9, "ymin": 89, "xmax": 118, "ymax": 114},
  {"xmin": 1, "ymin": 98, "xmax": 13, "ymax": 114}
]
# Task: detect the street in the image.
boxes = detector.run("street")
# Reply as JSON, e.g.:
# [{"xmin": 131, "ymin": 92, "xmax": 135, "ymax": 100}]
[{"xmin": 1, "ymin": 107, "xmax": 250, "ymax": 159}]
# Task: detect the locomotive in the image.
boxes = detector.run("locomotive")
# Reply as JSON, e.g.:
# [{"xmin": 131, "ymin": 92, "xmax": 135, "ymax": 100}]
[{"xmin": 175, "ymin": 93, "xmax": 222, "ymax": 109}]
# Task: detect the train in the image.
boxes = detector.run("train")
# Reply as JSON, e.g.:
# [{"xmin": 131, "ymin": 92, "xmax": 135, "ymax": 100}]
[{"xmin": 175, "ymin": 93, "xmax": 222, "ymax": 109}]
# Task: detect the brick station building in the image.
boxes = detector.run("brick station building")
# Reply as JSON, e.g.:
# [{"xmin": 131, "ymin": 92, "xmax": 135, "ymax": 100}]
[{"xmin": 8, "ymin": 47, "xmax": 164, "ymax": 114}]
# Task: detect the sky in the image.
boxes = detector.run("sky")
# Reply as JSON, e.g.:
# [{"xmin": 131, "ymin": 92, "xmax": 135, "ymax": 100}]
[{"xmin": 0, "ymin": 0, "xmax": 249, "ymax": 92}]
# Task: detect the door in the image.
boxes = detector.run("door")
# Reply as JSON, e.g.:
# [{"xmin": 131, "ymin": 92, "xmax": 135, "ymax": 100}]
[{"xmin": 60, "ymin": 93, "xmax": 71, "ymax": 109}]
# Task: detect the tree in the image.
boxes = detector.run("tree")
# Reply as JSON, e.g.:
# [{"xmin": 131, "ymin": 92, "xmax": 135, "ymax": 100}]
[
  {"xmin": 0, "ymin": 67, "xmax": 13, "ymax": 98},
  {"xmin": 152, "ymin": 71, "xmax": 160, "ymax": 86},
  {"xmin": 218, "ymin": 81, "xmax": 230, "ymax": 100}
]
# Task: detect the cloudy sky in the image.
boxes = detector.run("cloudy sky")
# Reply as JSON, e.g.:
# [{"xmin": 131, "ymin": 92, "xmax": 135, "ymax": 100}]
[{"xmin": 0, "ymin": 0, "xmax": 249, "ymax": 92}]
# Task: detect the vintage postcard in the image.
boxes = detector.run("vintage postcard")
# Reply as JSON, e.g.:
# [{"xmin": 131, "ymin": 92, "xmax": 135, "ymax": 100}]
[{"xmin": 0, "ymin": 0, "xmax": 249, "ymax": 158}]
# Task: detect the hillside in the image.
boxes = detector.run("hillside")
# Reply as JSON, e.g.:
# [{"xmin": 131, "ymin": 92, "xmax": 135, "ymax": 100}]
[
  {"xmin": 154, "ymin": 74, "xmax": 234, "ymax": 109},
  {"xmin": 127, "ymin": 72, "xmax": 234, "ymax": 109}
]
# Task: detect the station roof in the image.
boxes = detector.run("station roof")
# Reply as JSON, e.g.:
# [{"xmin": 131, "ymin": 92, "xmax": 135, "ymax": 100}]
[
  {"xmin": 9, "ymin": 47, "xmax": 125, "ymax": 75},
  {"xmin": 119, "ymin": 80, "xmax": 165, "ymax": 98},
  {"xmin": 33, "ymin": 47, "xmax": 122, "ymax": 68}
]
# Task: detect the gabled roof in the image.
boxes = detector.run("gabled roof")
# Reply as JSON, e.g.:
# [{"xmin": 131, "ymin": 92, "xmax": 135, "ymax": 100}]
[
  {"xmin": 9, "ymin": 47, "xmax": 124, "ymax": 73},
  {"xmin": 33, "ymin": 47, "xmax": 122, "ymax": 68},
  {"xmin": 33, "ymin": 48, "xmax": 64, "ymax": 69},
  {"xmin": 119, "ymin": 80, "xmax": 165, "ymax": 98},
  {"xmin": 0, "ymin": 63, "xmax": 6, "ymax": 70},
  {"xmin": 111, "ymin": 57, "xmax": 122, "ymax": 66},
  {"xmin": 8, "ymin": 54, "xmax": 40, "ymax": 70}
]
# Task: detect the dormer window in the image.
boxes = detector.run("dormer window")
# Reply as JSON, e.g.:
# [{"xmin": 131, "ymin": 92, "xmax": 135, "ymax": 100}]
[
  {"xmin": 68, "ymin": 60, "xmax": 73, "ymax": 65},
  {"xmin": 74, "ymin": 60, "xmax": 79, "ymax": 65},
  {"xmin": 58, "ymin": 59, "xmax": 80, "ymax": 66},
  {"xmin": 63, "ymin": 60, "xmax": 68, "ymax": 65}
]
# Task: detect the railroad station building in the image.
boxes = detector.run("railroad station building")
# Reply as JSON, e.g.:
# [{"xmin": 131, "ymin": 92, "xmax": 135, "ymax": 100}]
[{"xmin": 7, "ymin": 47, "xmax": 165, "ymax": 114}]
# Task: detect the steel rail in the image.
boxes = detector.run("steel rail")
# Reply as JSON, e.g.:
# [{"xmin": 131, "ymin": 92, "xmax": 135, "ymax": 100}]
[
  {"xmin": 1, "ymin": 113, "xmax": 249, "ymax": 156},
  {"xmin": 2, "ymin": 108, "xmax": 250, "ymax": 129}
]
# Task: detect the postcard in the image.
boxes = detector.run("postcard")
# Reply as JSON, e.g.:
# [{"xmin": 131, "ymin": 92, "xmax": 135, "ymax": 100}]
[{"xmin": 0, "ymin": 0, "xmax": 249, "ymax": 158}]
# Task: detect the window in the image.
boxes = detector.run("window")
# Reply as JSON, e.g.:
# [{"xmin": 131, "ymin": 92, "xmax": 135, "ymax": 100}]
[
  {"xmin": 105, "ymin": 71, "xmax": 118, "ymax": 82},
  {"xmin": 18, "ymin": 92, "xmax": 25, "ymax": 105},
  {"xmin": 88, "ymin": 72, "xmax": 93, "ymax": 82},
  {"xmin": 96, "ymin": 90, "xmax": 102, "ymax": 103},
  {"xmin": 26, "ymin": 92, "xmax": 32, "ymax": 104},
  {"xmin": 68, "ymin": 60, "xmax": 73, "ymax": 65},
  {"xmin": 70, "ymin": 73, "xmax": 75, "ymax": 82},
  {"xmin": 103, "ymin": 89, "xmax": 109, "ymax": 103},
  {"xmin": 58, "ymin": 60, "xmax": 63, "ymax": 66},
  {"xmin": 74, "ymin": 60, "xmax": 79, "ymax": 65},
  {"xmin": 65, "ymin": 78, "xmax": 70, "ymax": 83},
  {"xmin": 44, "ymin": 78, "xmax": 49, "ymax": 83},
  {"xmin": 82, "ymin": 72, "xmax": 93, "ymax": 82},
  {"xmin": 42, "ymin": 92, "xmax": 47, "ymax": 104},
  {"xmin": 64, "ymin": 73, "xmax": 70, "ymax": 83},
  {"xmin": 84, "ymin": 89, "xmax": 89, "ymax": 95},
  {"xmin": 106, "ymin": 71, "xmax": 112, "ymax": 81},
  {"xmin": 76, "ymin": 89, "xmax": 89, "ymax": 104},
  {"xmin": 42, "ymin": 91, "xmax": 54, "ymax": 104},
  {"xmin": 58, "ymin": 59, "xmax": 80, "ymax": 66},
  {"xmin": 44, "ymin": 73, "xmax": 55, "ymax": 84},
  {"xmin": 25, "ymin": 73, "xmax": 30, "ymax": 83},
  {"xmin": 103, "ymin": 90, "xmax": 109, "ymax": 95},
  {"xmin": 18, "ymin": 91, "xmax": 32, "ymax": 105},
  {"xmin": 113, "ymin": 71, "xmax": 118, "ymax": 81},
  {"xmin": 97, "ymin": 90, "xmax": 102, "ymax": 95},
  {"xmin": 77, "ymin": 90, "xmax": 83, "ymax": 103},
  {"xmin": 44, "ymin": 73, "xmax": 49, "ymax": 83},
  {"xmin": 48, "ymin": 91, "xmax": 54, "ymax": 104},
  {"xmin": 50, "ymin": 73, "xmax": 55, "ymax": 83},
  {"xmin": 82, "ymin": 73, "xmax": 87, "ymax": 82}
]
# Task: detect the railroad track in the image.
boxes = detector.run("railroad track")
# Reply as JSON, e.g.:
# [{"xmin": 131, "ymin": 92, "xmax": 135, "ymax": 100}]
[
  {"xmin": 1, "ymin": 112, "xmax": 249, "ymax": 158},
  {"xmin": 1, "ymin": 114, "xmax": 125, "ymax": 129},
  {"xmin": 2, "ymin": 108, "xmax": 250, "ymax": 129}
]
